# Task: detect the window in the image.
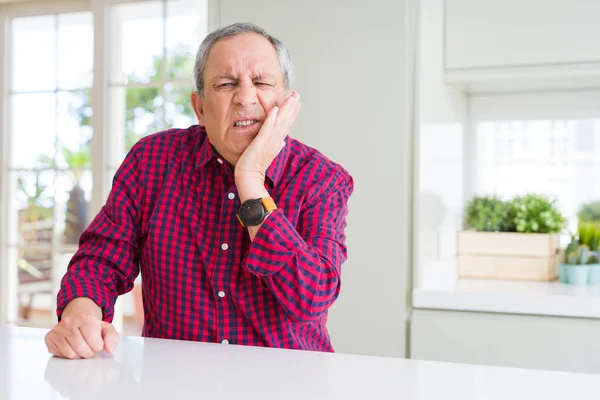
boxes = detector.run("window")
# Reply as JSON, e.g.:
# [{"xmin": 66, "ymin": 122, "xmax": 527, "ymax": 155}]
[
  {"xmin": 1, "ymin": 0, "xmax": 209, "ymax": 327},
  {"xmin": 6, "ymin": 12, "xmax": 94, "ymax": 324},
  {"xmin": 475, "ymin": 119, "xmax": 600, "ymax": 230},
  {"xmin": 106, "ymin": 0, "xmax": 207, "ymax": 187},
  {"xmin": 417, "ymin": 89, "xmax": 600, "ymax": 279}
]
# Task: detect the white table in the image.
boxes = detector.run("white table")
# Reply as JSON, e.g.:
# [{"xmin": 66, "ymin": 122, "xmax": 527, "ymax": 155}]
[{"xmin": 1, "ymin": 325, "xmax": 599, "ymax": 399}]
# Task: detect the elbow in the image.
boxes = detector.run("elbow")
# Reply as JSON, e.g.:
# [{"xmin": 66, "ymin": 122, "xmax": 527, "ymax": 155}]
[{"xmin": 287, "ymin": 279, "xmax": 341, "ymax": 324}]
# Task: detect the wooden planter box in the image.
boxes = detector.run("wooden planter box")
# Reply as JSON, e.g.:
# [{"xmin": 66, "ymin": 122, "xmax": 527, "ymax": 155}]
[{"xmin": 457, "ymin": 231, "xmax": 560, "ymax": 281}]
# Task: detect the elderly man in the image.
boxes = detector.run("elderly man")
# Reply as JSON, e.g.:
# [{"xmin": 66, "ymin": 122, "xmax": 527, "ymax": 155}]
[{"xmin": 45, "ymin": 22, "xmax": 354, "ymax": 359}]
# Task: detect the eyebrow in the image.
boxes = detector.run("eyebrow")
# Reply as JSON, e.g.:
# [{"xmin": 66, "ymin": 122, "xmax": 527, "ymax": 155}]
[
  {"xmin": 254, "ymin": 74, "xmax": 275, "ymax": 81},
  {"xmin": 212, "ymin": 74, "xmax": 276, "ymax": 82},
  {"xmin": 212, "ymin": 75, "xmax": 237, "ymax": 82}
]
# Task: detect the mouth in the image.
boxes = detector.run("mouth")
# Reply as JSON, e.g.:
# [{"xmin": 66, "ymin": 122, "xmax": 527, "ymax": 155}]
[{"xmin": 233, "ymin": 119, "xmax": 260, "ymax": 128}]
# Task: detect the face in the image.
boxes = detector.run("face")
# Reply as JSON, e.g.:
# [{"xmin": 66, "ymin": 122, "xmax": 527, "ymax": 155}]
[{"xmin": 191, "ymin": 32, "xmax": 286, "ymax": 165}]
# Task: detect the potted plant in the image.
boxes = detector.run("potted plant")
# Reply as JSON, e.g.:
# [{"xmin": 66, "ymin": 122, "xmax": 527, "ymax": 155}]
[
  {"xmin": 563, "ymin": 244, "xmax": 597, "ymax": 285},
  {"xmin": 458, "ymin": 193, "xmax": 567, "ymax": 281},
  {"xmin": 587, "ymin": 254, "xmax": 600, "ymax": 285},
  {"xmin": 464, "ymin": 195, "xmax": 508, "ymax": 232},
  {"xmin": 576, "ymin": 201, "xmax": 600, "ymax": 284}
]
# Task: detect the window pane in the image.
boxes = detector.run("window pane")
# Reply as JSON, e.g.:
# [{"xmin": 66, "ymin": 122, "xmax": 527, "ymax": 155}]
[
  {"xmin": 55, "ymin": 170, "xmax": 92, "ymax": 247},
  {"xmin": 18, "ymin": 247, "xmax": 53, "ymax": 287},
  {"xmin": 10, "ymin": 171, "xmax": 55, "ymax": 249},
  {"xmin": 475, "ymin": 119, "xmax": 600, "ymax": 228},
  {"xmin": 165, "ymin": 84, "xmax": 194, "ymax": 129},
  {"xmin": 126, "ymin": 86, "xmax": 164, "ymax": 150},
  {"xmin": 110, "ymin": 1, "xmax": 164, "ymax": 84},
  {"xmin": 16, "ymin": 247, "xmax": 54, "ymax": 324},
  {"xmin": 10, "ymin": 93, "xmax": 56, "ymax": 169},
  {"xmin": 56, "ymin": 91, "xmax": 92, "ymax": 169},
  {"xmin": 107, "ymin": 87, "xmax": 127, "ymax": 168},
  {"xmin": 575, "ymin": 120, "xmax": 595, "ymax": 152},
  {"xmin": 58, "ymin": 12, "xmax": 94, "ymax": 89},
  {"xmin": 11, "ymin": 16, "xmax": 56, "ymax": 92},
  {"xmin": 166, "ymin": 0, "xmax": 208, "ymax": 81},
  {"xmin": 108, "ymin": 86, "xmax": 164, "ymax": 162}
]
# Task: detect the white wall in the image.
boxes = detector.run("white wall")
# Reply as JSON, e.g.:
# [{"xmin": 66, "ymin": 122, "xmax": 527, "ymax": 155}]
[{"xmin": 218, "ymin": 0, "xmax": 415, "ymax": 358}]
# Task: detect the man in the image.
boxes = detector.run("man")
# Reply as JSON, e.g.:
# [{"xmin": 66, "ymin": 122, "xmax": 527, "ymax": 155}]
[{"xmin": 45, "ymin": 22, "xmax": 354, "ymax": 359}]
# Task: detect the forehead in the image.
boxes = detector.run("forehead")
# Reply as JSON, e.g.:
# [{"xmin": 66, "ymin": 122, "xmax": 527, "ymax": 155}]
[{"xmin": 204, "ymin": 32, "xmax": 281, "ymax": 77}]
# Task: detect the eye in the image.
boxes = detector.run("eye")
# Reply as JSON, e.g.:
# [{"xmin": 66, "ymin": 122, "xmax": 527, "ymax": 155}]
[
  {"xmin": 255, "ymin": 82, "xmax": 272, "ymax": 87},
  {"xmin": 217, "ymin": 82, "xmax": 234, "ymax": 88}
]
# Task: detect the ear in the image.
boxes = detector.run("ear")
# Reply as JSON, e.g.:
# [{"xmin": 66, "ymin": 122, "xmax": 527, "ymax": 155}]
[{"xmin": 190, "ymin": 91, "xmax": 205, "ymax": 126}]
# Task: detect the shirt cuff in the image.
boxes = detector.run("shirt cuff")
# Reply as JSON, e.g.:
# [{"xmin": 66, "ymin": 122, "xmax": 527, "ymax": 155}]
[
  {"xmin": 243, "ymin": 209, "xmax": 306, "ymax": 276},
  {"xmin": 56, "ymin": 277, "xmax": 116, "ymax": 322}
]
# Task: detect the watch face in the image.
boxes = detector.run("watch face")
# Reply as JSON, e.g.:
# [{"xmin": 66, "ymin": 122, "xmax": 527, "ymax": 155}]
[{"xmin": 239, "ymin": 199, "xmax": 265, "ymax": 226}]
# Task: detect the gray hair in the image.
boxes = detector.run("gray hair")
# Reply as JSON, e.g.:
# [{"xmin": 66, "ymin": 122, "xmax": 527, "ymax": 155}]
[{"xmin": 193, "ymin": 22, "xmax": 294, "ymax": 97}]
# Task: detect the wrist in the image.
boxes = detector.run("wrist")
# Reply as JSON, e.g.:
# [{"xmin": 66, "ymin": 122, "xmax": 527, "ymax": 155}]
[
  {"xmin": 62, "ymin": 297, "xmax": 103, "ymax": 321},
  {"xmin": 236, "ymin": 179, "xmax": 269, "ymax": 203}
]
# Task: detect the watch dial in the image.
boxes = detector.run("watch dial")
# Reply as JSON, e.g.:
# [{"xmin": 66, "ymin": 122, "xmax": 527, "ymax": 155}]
[{"xmin": 240, "ymin": 199, "xmax": 264, "ymax": 226}]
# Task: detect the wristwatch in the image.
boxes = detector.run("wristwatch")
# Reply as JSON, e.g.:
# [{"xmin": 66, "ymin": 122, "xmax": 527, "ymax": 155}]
[{"xmin": 236, "ymin": 197, "xmax": 277, "ymax": 227}]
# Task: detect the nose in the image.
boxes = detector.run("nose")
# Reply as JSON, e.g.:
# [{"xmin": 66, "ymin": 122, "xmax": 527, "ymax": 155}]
[{"xmin": 233, "ymin": 82, "xmax": 258, "ymax": 108}]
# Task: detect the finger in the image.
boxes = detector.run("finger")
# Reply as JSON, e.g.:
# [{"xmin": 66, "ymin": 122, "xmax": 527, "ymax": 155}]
[
  {"xmin": 65, "ymin": 328, "xmax": 95, "ymax": 359},
  {"xmin": 101, "ymin": 322, "xmax": 120, "ymax": 354},
  {"xmin": 274, "ymin": 96, "xmax": 300, "ymax": 132},
  {"xmin": 266, "ymin": 105, "xmax": 279, "ymax": 125},
  {"xmin": 52, "ymin": 331, "xmax": 80, "ymax": 359},
  {"xmin": 79, "ymin": 319, "xmax": 104, "ymax": 353},
  {"xmin": 254, "ymin": 106, "xmax": 279, "ymax": 141},
  {"xmin": 257, "ymin": 90, "xmax": 298, "ymax": 124},
  {"xmin": 45, "ymin": 333, "xmax": 64, "ymax": 358}
]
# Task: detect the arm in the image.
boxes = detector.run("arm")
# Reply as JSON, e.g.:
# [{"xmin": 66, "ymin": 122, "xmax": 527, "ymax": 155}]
[
  {"xmin": 56, "ymin": 145, "xmax": 144, "ymax": 322},
  {"xmin": 241, "ymin": 173, "xmax": 354, "ymax": 323}
]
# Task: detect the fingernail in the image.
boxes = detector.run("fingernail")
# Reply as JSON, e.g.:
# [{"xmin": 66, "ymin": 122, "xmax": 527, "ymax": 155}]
[{"xmin": 273, "ymin": 107, "xmax": 279, "ymax": 113}]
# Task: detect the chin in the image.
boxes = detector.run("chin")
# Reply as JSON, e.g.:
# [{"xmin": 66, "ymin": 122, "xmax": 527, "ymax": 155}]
[{"xmin": 229, "ymin": 141, "xmax": 251, "ymax": 157}]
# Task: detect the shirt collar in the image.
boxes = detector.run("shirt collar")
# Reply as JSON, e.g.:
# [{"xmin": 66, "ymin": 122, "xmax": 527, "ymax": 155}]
[
  {"xmin": 194, "ymin": 126, "xmax": 218, "ymax": 169},
  {"xmin": 194, "ymin": 126, "xmax": 291, "ymax": 188}
]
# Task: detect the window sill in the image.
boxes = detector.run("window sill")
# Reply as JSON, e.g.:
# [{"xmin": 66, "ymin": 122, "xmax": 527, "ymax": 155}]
[{"xmin": 413, "ymin": 258, "xmax": 600, "ymax": 319}]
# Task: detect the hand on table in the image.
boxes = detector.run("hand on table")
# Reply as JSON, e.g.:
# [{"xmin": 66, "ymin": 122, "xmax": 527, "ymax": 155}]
[{"xmin": 45, "ymin": 298, "xmax": 120, "ymax": 359}]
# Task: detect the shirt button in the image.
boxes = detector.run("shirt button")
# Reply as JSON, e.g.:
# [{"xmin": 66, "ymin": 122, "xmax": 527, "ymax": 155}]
[
  {"xmin": 222, "ymin": 339, "xmax": 229, "ymax": 345},
  {"xmin": 217, "ymin": 158, "xmax": 223, "ymax": 164},
  {"xmin": 218, "ymin": 291, "xmax": 225, "ymax": 298},
  {"xmin": 227, "ymin": 193, "xmax": 235, "ymax": 200},
  {"xmin": 221, "ymin": 243, "xmax": 228, "ymax": 251}
]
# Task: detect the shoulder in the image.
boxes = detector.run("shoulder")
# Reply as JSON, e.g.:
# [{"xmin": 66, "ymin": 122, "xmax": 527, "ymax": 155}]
[
  {"xmin": 285, "ymin": 138, "xmax": 354, "ymax": 205},
  {"xmin": 287, "ymin": 137, "xmax": 354, "ymax": 188},
  {"xmin": 130, "ymin": 125, "xmax": 203, "ymax": 158}
]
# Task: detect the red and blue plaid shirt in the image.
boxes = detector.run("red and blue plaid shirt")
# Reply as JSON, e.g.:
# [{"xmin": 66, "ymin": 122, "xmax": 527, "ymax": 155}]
[{"xmin": 57, "ymin": 125, "xmax": 354, "ymax": 352}]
